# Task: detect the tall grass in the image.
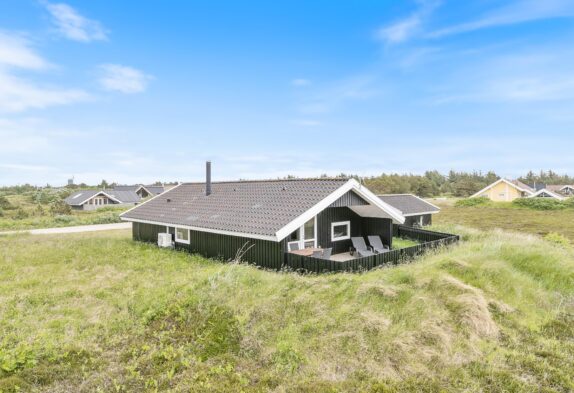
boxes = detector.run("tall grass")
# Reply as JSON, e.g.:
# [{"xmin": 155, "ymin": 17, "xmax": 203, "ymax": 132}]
[{"xmin": 0, "ymin": 227, "xmax": 573, "ymax": 392}]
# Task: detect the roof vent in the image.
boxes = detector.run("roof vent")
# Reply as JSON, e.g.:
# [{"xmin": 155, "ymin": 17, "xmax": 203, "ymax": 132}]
[{"xmin": 166, "ymin": 198, "xmax": 171, "ymax": 203}]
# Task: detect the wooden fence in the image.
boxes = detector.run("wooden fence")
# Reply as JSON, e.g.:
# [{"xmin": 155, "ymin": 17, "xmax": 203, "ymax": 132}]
[{"xmin": 284, "ymin": 225, "xmax": 459, "ymax": 273}]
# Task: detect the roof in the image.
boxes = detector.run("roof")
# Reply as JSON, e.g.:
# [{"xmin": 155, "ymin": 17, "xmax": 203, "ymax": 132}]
[
  {"xmin": 378, "ymin": 194, "xmax": 440, "ymax": 216},
  {"xmin": 65, "ymin": 189, "xmax": 140, "ymax": 205},
  {"xmin": 65, "ymin": 190, "xmax": 103, "ymax": 206},
  {"xmin": 113, "ymin": 184, "xmax": 164, "ymax": 195},
  {"xmin": 546, "ymin": 185, "xmax": 574, "ymax": 192},
  {"xmin": 121, "ymin": 178, "xmax": 405, "ymax": 241},
  {"xmin": 107, "ymin": 190, "xmax": 141, "ymax": 203},
  {"xmin": 471, "ymin": 178, "xmax": 535, "ymax": 198},
  {"xmin": 529, "ymin": 189, "xmax": 566, "ymax": 201}
]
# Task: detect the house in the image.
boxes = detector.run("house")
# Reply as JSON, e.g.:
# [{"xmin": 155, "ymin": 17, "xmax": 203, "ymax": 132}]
[
  {"xmin": 471, "ymin": 179, "xmax": 534, "ymax": 201},
  {"xmin": 120, "ymin": 164, "xmax": 406, "ymax": 269},
  {"xmin": 543, "ymin": 185, "xmax": 574, "ymax": 197},
  {"xmin": 113, "ymin": 184, "xmax": 165, "ymax": 198},
  {"xmin": 65, "ymin": 189, "xmax": 141, "ymax": 210},
  {"xmin": 378, "ymin": 194, "xmax": 440, "ymax": 227},
  {"xmin": 528, "ymin": 188, "xmax": 566, "ymax": 201}
]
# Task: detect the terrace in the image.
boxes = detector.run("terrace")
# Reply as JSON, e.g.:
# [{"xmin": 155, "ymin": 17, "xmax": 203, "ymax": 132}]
[{"xmin": 284, "ymin": 225, "xmax": 459, "ymax": 273}]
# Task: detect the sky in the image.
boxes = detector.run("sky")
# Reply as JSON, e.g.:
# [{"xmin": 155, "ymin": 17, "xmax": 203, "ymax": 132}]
[{"xmin": 1, "ymin": 0, "xmax": 574, "ymax": 186}]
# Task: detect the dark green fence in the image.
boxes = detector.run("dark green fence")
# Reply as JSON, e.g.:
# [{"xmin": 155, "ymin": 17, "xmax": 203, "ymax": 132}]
[{"xmin": 284, "ymin": 226, "xmax": 459, "ymax": 273}]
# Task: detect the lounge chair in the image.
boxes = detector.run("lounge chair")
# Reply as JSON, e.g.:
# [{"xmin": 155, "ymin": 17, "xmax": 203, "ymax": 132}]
[
  {"xmin": 312, "ymin": 250, "xmax": 323, "ymax": 258},
  {"xmin": 367, "ymin": 236, "xmax": 390, "ymax": 254},
  {"xmin": 321, "ymin": 248, "xmax": 332, "ymax": 260},
  {"xmin": 288, "ymin": 243, "xmax": 300, "ymax": 252},
  {"xmin": 351, "ymin": 237, "xmax": 375, "ymax": 257}
]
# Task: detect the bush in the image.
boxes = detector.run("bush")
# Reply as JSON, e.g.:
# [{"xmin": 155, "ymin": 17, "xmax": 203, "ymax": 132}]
[
  {"xmin": 455, "ymin": 197, "xmax": 490, "ymax": 207},
  {"xmin": 90, "ymin": 213, "xmax": 121, "ymax": 225},
  {"xmin": 14, "ymin": 208, "xmax": 29, "ymax": 220},
  {"xmin": 544, "ymin": 232, "xmax": 570, "ymax": 247},
  {"xmin": 0, "ymin": 195, "xmax": 13, "ymax": 210},
  {"xmin": 54, "ymin": 215, "xmax": 76, "ymax": 224},
  {"xmin": 0, "ymin": 207, "xmax": 3, "ymax": 217},
  {"xmin": 50, "ymin": 200, "xmax": 72, "ymax": 215},
  {"xmin": 512, "ymin": 198, "xmax": 566, "ymax": 211}
]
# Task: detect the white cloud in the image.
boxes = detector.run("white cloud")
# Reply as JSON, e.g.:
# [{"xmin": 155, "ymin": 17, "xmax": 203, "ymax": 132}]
[
  {"xmin": 292, "ymin": 78, "xmax": 311, "ymax": 87},
  {"xmin": 44, "ymin": 2, "xmax": 108, "ymax": 42},
  {"xmin": 376, "ymin": 0, "xmax": 441, "ymax": 44},
  {"xmin": 0, "ymin": 72, "xmax": 89, "ymax": 113},
  {"xmin": 0, "ymin": 33, "xmax": 50, "ymax": 70},
  {"xmin": 98, "ymin": 64, "xmax": 152, "ymax": 94},
  {"xmin": 0, "ymin": 32, "xmax": 89, "ymax": 113},
  {"xmin": 428, "ymin": 0, "xmax": 574, "ymax": 38},
  {"xmin": 291, "ymin": 119, "xmax": 322, "ymax": 127}
]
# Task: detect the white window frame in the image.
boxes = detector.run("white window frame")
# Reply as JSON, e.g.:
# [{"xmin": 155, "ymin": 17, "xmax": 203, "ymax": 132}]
[
  {"xmin": 287, "ymin": 216, "xmax": 317, "ymax": 250},
  {"xmin": 175, "ymin": 227, "xmax": 190, "ymax": 244},
  {"xmin": 331, "ymin": 221, "xmax": 350, "ymax": 242}
]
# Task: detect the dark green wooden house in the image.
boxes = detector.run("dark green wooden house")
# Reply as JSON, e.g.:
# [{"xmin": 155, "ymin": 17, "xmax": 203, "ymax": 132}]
[{"xmin": 121, "ymin": 165, "xmax": 405, "ymax": 269}]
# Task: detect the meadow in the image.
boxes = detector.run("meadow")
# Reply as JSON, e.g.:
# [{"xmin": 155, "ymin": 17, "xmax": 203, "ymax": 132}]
[
  {"xmin": 0, "ymin": 225, "xmax": 573, "ymax": 392},
  {"xmin": 434, "ymin": 198, "xmax": 574, "ymax": 242},
  {"xmin": 0, "ymin": 190, "xmax": 123, "ymax": 231}
]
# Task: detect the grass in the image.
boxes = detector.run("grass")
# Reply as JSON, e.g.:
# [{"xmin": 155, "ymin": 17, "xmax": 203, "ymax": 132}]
[
  {"xmin": 1, "ymin": 227, "xmax": 573, "ymax": 392},
  {"xmin": 392, "ymin": 237, "xmax": 419, "ymax": 249},
  {"xmin": 434, "ymin": 199, "xmax": 574, "ymax": 242},
  {"xmin": 0, "ymin": 192, "xmax": 125, "ymax": 231}
]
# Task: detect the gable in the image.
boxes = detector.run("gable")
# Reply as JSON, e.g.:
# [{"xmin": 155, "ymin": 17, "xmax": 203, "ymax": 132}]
[{"xmin": 328, "ymin": 190, "xmax": 369, "ymax": 208}]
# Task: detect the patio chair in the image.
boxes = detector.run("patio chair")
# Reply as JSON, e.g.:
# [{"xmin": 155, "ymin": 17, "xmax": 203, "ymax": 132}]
[
  {"xmin": 288, "ymin": 243, "xmax": 300, "ymax": 252},
  {"xmin": 367, "ymin": 236, "xmax": 390, "ymax": 254},
  {"xmin": 312, "ymin": 250, "xmax": 323, "ymax": 258},
  {"xmin": 321, "ymin": 248, "xmax": 332, "ymax": 260},
  {"xmin": 351, "ymin": 237, "xmax": 375, "ymax": 257}
]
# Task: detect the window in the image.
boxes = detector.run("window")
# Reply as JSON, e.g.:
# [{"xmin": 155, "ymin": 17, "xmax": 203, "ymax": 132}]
[
  {"xmin": 287, "ymin": 216, "xmax": 317, "ymax": 250},
  {"xmin": 331, "ymin": 221, "xmax": 350, "ymax": 242},
  {"xmin": 175, "ymin": 227, "xmax": 190, "ymax": 244}
]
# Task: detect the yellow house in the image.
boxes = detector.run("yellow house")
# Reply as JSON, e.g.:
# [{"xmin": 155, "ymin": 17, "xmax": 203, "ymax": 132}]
[{"xmin": 471, "ymin": 179, "xmax": 534, "ymax": 202}]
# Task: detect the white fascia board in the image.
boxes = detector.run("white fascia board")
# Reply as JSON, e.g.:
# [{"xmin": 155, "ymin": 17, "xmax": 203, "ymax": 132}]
[
  {"xmin": 274, "ymin": 179, "xmax": 406, "ymax": 242},
  {"xmin": 77, "ymin": 190, "xmax": 122, "ymax": 206},
  {"xmin": 120, "ymin": 183, "xmax": 183, "ymax": 218},
  {"xmin": 402, "ymin": 211, "xmax": 440, "ymax": 217},
  {"xmin": 529, "ymin": 189, "xmax": 565, "ymax": 200},
  {"xmin": 121, "ymin": 217, "xmax": 278, "ymax": 242}
]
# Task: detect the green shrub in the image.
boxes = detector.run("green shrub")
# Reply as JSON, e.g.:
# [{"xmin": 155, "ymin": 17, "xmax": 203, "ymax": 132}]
[
  {"xmin": 54, "ymin": 215, "xmax": 76, "ymax": 224},
  {"xmin": 89, "ymin": 213, "xmax": 121, "ymax": 225},
  {"xmin": 0, "ymin": 207, "xmax": 3, "ymax": 217},
  {"xmin": 512, "ymin": 198, "xmax": 566, "ymax": 211},
  {"xmin": 14, "ymin": 208, "xmax": 29, "ymax": 220},
  {"xmin": 50, "ymin": 200, "xmax": 72, "ymax": 215},
  {"xmin": 455, "ymin": 197, "xmax": 490, "ymax": 207},
  {"xmin": 0, "ymin": 195, "xmax": 13, "ymax": 210},
  {"xmin": 544, "ymin": 232, "xmax": 571, "ymax": 247}
]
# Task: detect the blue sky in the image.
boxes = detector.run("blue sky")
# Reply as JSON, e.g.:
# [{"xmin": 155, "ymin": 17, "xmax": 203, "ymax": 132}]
[{"xmin": 1, "ymin": 0, "xmax": 574, "ymax": 186}]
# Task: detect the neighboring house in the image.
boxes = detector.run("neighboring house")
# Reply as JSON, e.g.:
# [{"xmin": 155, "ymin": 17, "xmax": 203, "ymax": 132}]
[
  {"xmin": 113, "ymin": 184, "xmax": 165, "ymax": 198},
  {"xmin": 65, "ymin": 189, "xmax": 141, "ymax": 210},
  {"xmin": 471, "ymin": 179, "xmax": 534, "ymax": 201},
  {"xmin": 378, "ymin": 194, "xmax": 440, "ymax": 227},
  {"xmin": 543, "ymin": 185, "xmax": 574, "ymax": 197},
  {"xmin": 120, "ymin": 169, "xmax": 405, "ymax": 269},
  {"xmin": 528, "ymin": 188, "xmax": 566, "ymax": 201}
]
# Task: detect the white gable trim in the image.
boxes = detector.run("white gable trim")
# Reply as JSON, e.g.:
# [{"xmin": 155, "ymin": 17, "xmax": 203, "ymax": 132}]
[
  {"xmin": 528, "ymin": 189, "xmax": 565, "ymax": 201},
  {"xmin": 471, "ymin": 178, "xmax": 534, "ymax": 198},
  {"xmin": 75, "ymin": 191, "xmax": 123, "ymax": 206},
  {"xmin": 403, "ymin": 211, "xmax": 440, "ymax": 217},
  {"xmin": 560, "ymin": 185, "xmax": 574, "ymax": 191},
  {"xmin": 274, "ymin": 179, "xmax": 405, "ymax": 242}
]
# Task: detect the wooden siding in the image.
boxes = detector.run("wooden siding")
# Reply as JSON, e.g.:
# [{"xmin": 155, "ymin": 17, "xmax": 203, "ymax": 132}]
[
  {"xmin": 316, "ymin": 207, "xmax": 363, "ymax": 254},
  {"xmin": 328, "ymin": 190, "xmax": 369, "ymax": 208},
  {"xmin": 132, "ymin": 222, "xmax": 283, "ymax": 270},
  {"xmin": 361, "ymin": 217, "xmax": 393, "ymax": 248}
]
